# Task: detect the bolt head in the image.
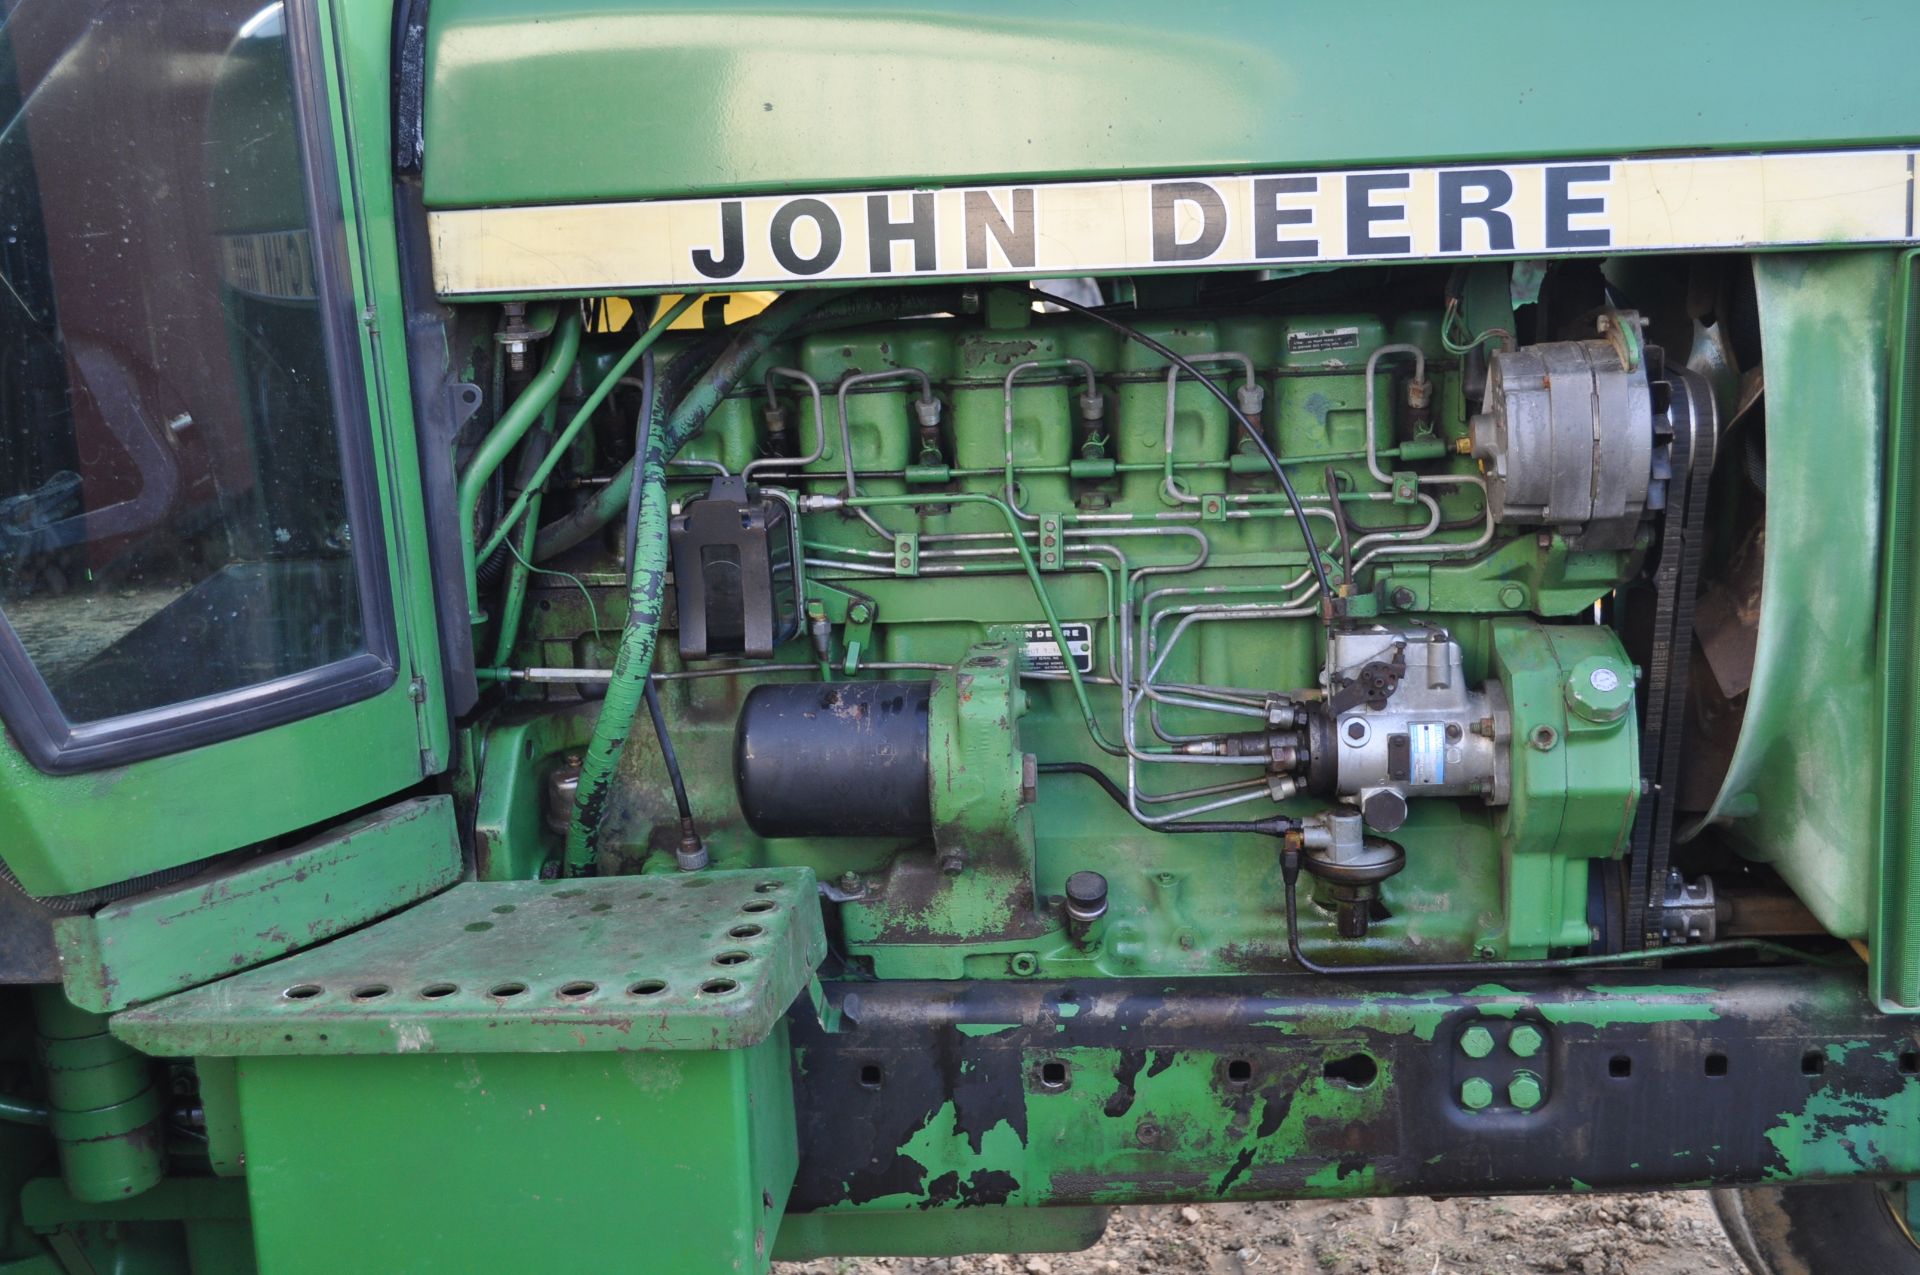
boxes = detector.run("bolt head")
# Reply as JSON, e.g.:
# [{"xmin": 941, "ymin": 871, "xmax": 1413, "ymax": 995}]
[
  {"xmin": 1508, "ymin": 1071, "xmax": 1544, "ymax": 1110},
  {"xmin": 1390, "ymin": 586, "xmax": 1416, "ymax": 609},
  {"xmin": 1509, "ymin": 1025, "xmax": 1544, "ymax": 1058},
  {"xmin": 1459, "ymin": 1025, "xmax": 1496, "ymax": 1059},
  {"xmin": 1460, "ymin": 1077, "xmax": 1495, "ymax": 1111}
]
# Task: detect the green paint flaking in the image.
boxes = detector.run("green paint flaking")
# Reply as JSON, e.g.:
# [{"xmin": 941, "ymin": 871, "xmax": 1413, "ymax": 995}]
[
  {"xmin": 956, "ymin": 1024, "xmax": 1019, "ymax": 1038},
  {"xmin": 1762, "ymin": 1080, "xmax": 1920, "ymax": 1181}
]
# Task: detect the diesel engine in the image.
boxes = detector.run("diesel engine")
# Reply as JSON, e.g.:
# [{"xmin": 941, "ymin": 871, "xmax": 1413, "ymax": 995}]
[{"xmin": 475, "ymin": 267, "xmax": 1718, "ymax": 975}]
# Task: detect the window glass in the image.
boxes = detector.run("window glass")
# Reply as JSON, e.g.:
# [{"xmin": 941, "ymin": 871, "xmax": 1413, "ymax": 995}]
[{"xmin": 0, "ymin": 0, "xmax": 363, "ymax": 725}]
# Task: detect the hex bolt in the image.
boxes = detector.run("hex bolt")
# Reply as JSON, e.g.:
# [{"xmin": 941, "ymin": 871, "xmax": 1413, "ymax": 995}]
[
  {"xmin": 1459, "ymin": 1026, "xmax": 1496, "ymax": 1059},
  {"xmin": 1460, "ymin": 1077, "xmax": 1495, "ymax": 1111},
  {"xmin": 1390, "ymin": 586, "xmax": 1416, "ymax": 610},
  {"xmin": 1508, "ymin": 1071, "xmax": 1544, "ymax": 1111},
  {"xmin": 1509, "ymin": 1025, "xmax": 1544, "ymax": 1058}
]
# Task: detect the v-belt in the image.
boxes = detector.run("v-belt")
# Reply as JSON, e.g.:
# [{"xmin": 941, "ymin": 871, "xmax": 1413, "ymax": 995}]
[{"xmin": 1624, "ymin": 361, "xmax": 1719, "ymax": 949}]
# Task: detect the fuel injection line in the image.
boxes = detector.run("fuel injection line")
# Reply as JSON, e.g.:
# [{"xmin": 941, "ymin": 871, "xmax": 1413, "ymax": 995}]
[{"xmin": 1027, "ymin": 288, "xmax": 1338, "ymax": 608}]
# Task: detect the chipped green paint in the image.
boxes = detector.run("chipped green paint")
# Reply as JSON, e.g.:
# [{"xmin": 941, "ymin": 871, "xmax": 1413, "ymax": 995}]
[
  {"xmin": 1538, "ymin": 998, "xmax": 1718, "ymax": 1029},
  {"xmin": 957, "ymin": 1024, "xmax": 1020, "ymax": 1038},
  {"xmin": 1258, "ymin": 990, "xmax": 1455, "ymax": 1042},
  {"xmin": 1762, "ymin": 1079, "xmax": 1920, "ymax": 1180},
  {"xmin": 55, "ymin": 797, "xmax": 461, "ymax": 1014}
]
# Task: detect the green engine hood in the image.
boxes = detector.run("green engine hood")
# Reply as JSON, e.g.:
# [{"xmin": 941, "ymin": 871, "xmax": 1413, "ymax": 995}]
[{"xmin": 422, "ymin": 0, "xmax": 1919, "ymax": 209}]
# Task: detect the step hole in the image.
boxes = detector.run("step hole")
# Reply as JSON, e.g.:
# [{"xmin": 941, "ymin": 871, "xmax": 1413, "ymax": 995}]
[
  {"xmin": 728, "ymin": 924, "xmax": 764, "ymax": 939},
  {"xmin": 714, "ymin": 950, "xmax": 752, "ymax": 967},
  {"xmin": 701, "ymin": 978, "xmax": 739, "ymax": 995},
  {"xmin": 858, "ymin": 1063, "xmax": 883, "ymax": 1089},
  {"xmin": 1608, "ymin": 1054, "xmax": 1632, "ymax": 1079},
  {"xmin": 282, "ymin": 983, "xmax": 323, "ymax": 1001},
  {"xmin": 556, "ymin": 981, "xmax": 598, "ymax": 1000},
  {"xmin": 1225, "ymin": 1058, "xmax": 1253, "ymax": 1085},
  {"xmin": 1801, "ymin": 1050, "xmax": 1826, "ymax": 1077},
  {"xmin": 490, "ymin": 981, "xmax": 528, "ymax": 998},
  {"xmin": 350, "ymin": 984, "xmax": 391, "ymax": 1003},
  {"xmin": 1037, "ymin": 1059, "xmax": 1070, "ymax": 1091},
  {"xmin": 419, "ymin": 982, "xmax": 458, "ymax": 999},
  {"xmin": 1322, "ymin": 1052, "xmax": 1378, "ymax": 1089},
  {"xmin": 1704, "ymin": 1052, "xmax": 1729, "ymax": 1077},
  {"xmin": 627, "ymin": 979, "xmax": 667, "ymax": 996},
  {"xmin": 755, "ymin": 881, "xmax": 783, "ymax": 893},
  {"xmin": 742, "ymin": 900, "xmax": 777, "ymax": 914},
  {"xmin": 1900, "ymin": 1050, "xmax": 1919, "ymax": 1076}
]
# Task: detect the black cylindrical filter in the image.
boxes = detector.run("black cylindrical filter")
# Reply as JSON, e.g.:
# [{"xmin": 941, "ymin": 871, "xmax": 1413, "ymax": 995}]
[{"xmin": 734, "ymin": 681, "xmax": 932, "ymax": 838}]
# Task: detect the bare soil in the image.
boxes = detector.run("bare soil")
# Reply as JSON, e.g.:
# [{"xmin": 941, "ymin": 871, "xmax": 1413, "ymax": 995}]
[{"xmin": 777, "ymin": 1192, "xmax": 1745, "ymax": 1275}]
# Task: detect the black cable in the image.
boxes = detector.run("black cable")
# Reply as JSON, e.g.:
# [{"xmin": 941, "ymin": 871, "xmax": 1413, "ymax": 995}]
[
  {"xmin": 1029, "ymin": 288, "xmax": 1337, "ymax": 604},
  {"xmin": 1323, "ymin": 465, "xmax": 1354, "ymax": 583},
  {"xmin": 643, "ymin": 680, "xmax": 694, "ymax": 824},
  {"xmin": 1036, "ymin": 762, "xmax": 1294, "ymax": 837}
]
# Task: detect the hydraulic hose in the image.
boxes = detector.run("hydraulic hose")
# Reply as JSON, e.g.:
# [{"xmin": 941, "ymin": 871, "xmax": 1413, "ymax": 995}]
[
  {"xmin": 459, "ymin": 309, "xmax": 580, "ymax": 621},
  {"xmin": 562, "ymin": 290, "xmax": 843, "ymax": 873},
  {"xmin": 0, "ymin": 1093, "xmax": 48, "ymax": 1127},
  {"xmin": 534, "ymin": 287, "xmax": 968, "ymax": 563},
  {"xmin": 479, "ymin": 295, "xmax": 697, "ymax": 571}
]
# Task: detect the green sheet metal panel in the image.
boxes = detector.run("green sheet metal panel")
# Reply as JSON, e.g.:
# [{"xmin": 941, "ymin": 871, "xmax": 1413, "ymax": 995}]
[
  {"xmin": 234, "ymin": 1032, "xmax": 796, "ymax": 1274},
  {"xmin": 1691, "ymin": 251, "xmax": 1897, "ymax": 941},
  {"xmin": 1877, "ymin": 248, "xmax": 1920, "ymax": 1011},
  {"xmin": 422, "ymin": 0, "xmax": 1920, "ymax": 209},
  {"xmin": 54, "ymin": 796, "xmax": 463, "ymax": 1015}
]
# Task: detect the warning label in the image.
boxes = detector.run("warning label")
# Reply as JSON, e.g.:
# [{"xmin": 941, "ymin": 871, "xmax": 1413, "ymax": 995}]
[
  {"xmin": 1287, "ymin": 326, "xmax": 1361, "ymax": 354},
  {"xmin": 1019, "ymin": 622, "xmax": 1094, "ymax": 674}
]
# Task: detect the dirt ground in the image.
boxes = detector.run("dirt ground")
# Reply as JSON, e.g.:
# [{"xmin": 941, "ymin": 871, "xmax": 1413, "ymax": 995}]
[{"xmin": 776, "ymin": 1192, "xmax": 1744, "ymax": 1275}]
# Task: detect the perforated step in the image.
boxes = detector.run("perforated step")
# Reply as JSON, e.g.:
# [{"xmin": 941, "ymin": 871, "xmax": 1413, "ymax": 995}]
[{"xmin": 113, "ymin": 869, "xmax": 825, "ymax": 1056}]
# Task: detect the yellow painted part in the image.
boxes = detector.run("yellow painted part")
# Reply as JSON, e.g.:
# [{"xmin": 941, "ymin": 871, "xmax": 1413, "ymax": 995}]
[{"xmin": 591, "ymin": 292, "xmax": 777, "ymax": 332}]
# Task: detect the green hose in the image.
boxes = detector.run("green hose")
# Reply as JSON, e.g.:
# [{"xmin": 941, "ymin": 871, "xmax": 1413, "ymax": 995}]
[
  {"xmin": 0, "ymin": 1093, "xmax": 48, "ymax": 1127},
  {"xmin": 563, "ymin": 290, "xmax": 839, "ymax": 873},
  {"xmin": 459, "ymin": 309, "xmax": 581, "ymax": 621},
  {"xmin": 488, "ymin": 404, "xmax": 557, "ymax": 668},
  {"xmin": 476, "ymin": 294, "xmax": 698, "ymax": 570}
]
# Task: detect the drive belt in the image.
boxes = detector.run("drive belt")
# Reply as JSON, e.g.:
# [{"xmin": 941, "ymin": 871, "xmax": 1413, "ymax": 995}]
[{"xmin": 1623, "ymin": 365, "xmax": 1719, "ymax": 949}]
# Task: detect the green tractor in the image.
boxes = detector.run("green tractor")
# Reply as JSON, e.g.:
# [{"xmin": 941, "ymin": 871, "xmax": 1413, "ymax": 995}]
[{"xmin": 0, "ymin": 1, "xmax": 1916, "ymax": 1271}]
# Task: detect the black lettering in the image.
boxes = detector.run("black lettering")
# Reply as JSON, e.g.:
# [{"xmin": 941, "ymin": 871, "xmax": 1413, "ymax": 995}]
[
  {"xmin": 691, "ymin": 200, "xmax": 745, "ymax": 279},
  {"xmin": 1545, "ymin": 165, "xmax": 1612, "ymax": 249},
  {"xmin": 1438, "ymin": 169, "xmax": 1515, "ymax": 253},
  {"xmin": 1252, "ymin": 176, "xmax": 1318, "ymax": 259},
  {"xmin": 769, "ymin": 198, "xmax": 843, "ymax": 275},
  {"xmin": 963, "ymin": 189, "xmax": 1035, "ymax": 269},
  {"xmin": 866, "ymin": 192, "xmax": 936, "ymax": 273},
  {"xmin": 1151, "ymin": 181, "xmax": 1226, "ymax": 262},
  {"xmin": 1346, "ymin": 173, "xmax": 1411, "ymax": 255}
]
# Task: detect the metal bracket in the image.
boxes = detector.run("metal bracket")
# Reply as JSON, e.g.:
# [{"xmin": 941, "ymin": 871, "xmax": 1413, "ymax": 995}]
[
  {"xmin": 1037, "ymin": 513, "xmax": 1065, "ymax": 570},
  {"xmin": 892, "ymin": 531, "xmax": 920, "ymax": 576}
]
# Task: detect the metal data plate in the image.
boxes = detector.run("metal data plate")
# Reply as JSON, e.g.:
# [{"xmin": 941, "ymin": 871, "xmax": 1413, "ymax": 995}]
[{"xmin": 112, "ymin": 869, "xmax": 825, "ymax": 1057}]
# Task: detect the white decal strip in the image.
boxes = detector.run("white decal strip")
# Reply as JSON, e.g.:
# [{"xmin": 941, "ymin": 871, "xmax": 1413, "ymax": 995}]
[{"xmin": 429, "ymin": 149, "xmax": 1919, "ymax": 296}]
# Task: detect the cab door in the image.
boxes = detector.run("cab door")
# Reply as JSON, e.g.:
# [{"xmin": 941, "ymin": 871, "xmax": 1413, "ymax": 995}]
[{"xmin": 0, "ymin": 0, "xmax": 447, "ymax": 903}]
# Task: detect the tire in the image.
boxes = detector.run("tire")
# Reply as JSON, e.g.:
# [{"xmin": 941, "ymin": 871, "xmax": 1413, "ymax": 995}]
[{"xmin": 1712, "ymin": 1183, "xmax": 1920, "ymax": 1275}]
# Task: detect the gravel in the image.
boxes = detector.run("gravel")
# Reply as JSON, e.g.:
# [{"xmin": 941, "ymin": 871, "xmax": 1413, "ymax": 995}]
[{"xmin": 776, "ymin": 1191, "xmax": 1746, "ymax": 1275}]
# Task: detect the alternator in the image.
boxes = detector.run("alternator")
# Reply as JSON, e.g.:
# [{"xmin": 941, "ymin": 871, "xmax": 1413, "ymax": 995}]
[{"xmin": 1469, "ymin": 313, "xmax": 1699, "ymax": 551}]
